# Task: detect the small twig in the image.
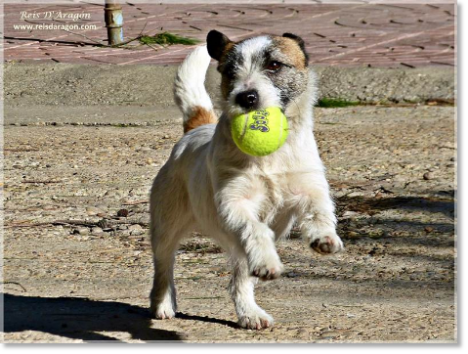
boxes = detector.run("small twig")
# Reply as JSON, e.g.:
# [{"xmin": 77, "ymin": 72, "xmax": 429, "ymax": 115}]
[
  {"xmin": 62, "ymin": 28, "xmax": 109, "ymax": 46},
  {"xmin": 139, "ymin": 21, "xmax": 148, "ymax": 37},
  {"xmin": 5, "ymin": 219, "xmax": 36, "ymax": 225},
  {"xmin": 4, "ymin": 220, "xmax": 94, "ymax": 229},
  {"xmin": 5, "ymin": 218, "xmax": 149, "ymax": 229},
  {"xmin": 4, "ymin": 148, "xmax": 40, "ymax": 152},
  {"xmin": 122, "ymin": 200, "xmax": 149, "ymax": 205},
  {"xmin": 1, "ymin": 281, "xmax": 27, "ymax": 292},
  {"xmin": 145, "ymin": 43, "xmax": 160, "ymax": 51},
  {"xmin": 22, "ymin": 180, "xmax": 62, "ymax": 184},
  {"xmin": 4, "ymin": 223, "xmax": 51, "ymax": 229},
  {"xmin": 63, "ymin": 29, "xmax": 143, "ymax": 48}
]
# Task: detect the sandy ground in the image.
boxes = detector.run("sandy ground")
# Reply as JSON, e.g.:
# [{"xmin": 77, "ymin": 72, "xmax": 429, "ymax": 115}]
[{"xmin": 1, "ymin": 103, "xmax": 456, "ymax": 343}]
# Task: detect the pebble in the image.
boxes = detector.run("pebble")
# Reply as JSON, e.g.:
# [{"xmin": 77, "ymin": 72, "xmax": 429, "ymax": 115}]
[
  {"xmin": 91, "ymin": 227, "xmax": 104, "ymax": 235},
  {"xmin": 120, "ymin": 230, "xmax": 132, "ymax": 236},
  {"xmin": 129, "ymin": 224, "xmax": 145, "ymax": 235},
  {"xmin": 86, "ymin": 206, "xmax": 102, "ymax": 216},
  {"xmin": 347, "ymin": 191, "xmax": 365, "ymax": 198},
  {"xmin": 320, "ymin": 330, "xmax": 341, "ymax": 338},
  {"xmin": 129, "ymin": 224, "xmax": 142, "ymax": 231},
  {"xmin": 343, "ymin": 211, "xmax": 360, "ymax": 218},
  {"xmin": 117, "ymin": 209, "xmax": 129, "ymax": 217},
  {"xmin": 104, "ymin": 190, "xmax": 126, "ymax": 200},
  {"xmin": 77, "ymin": 227, "xmax": 89, "ymax": 235},
  {"xmin": 423, "ymin": 172, "xmax": 434, "ymax": 180}
]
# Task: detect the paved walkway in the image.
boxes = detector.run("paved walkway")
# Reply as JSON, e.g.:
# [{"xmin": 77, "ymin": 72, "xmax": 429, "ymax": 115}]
[{"xmin": 3, "ymin": 0, "xmax": 455, "ymax": 67}]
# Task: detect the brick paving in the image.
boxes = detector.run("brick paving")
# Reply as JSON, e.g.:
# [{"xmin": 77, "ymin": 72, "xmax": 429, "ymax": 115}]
[{"xmin": 2, "ymin": 1, "xmax": 455, "ymax": 67}]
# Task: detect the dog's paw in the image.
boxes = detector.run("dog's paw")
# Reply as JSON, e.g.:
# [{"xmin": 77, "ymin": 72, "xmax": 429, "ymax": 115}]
[
  {"xmin": 249, "ymin": 252, "xmax": 284, "ymax": 281},
  {"xmin": 238, "ymin": 308, "xmax": 274, "ymax": 330},
  {"xmin": 151, "ymin": 302, "xmax": 176, "ymax": 320},
  {"xmin": 310, "ymin": 232, "xmax": 344, "ymax": 254}
]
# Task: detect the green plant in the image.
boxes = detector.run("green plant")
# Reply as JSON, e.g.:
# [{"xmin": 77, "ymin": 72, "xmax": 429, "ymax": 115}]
[
  {"xmin": 139, "ymin": 32, "xmax": 200, "ymax": 46},
  {"xmin": 316, "ymin": 98, "xmax": 360, "ymax": 108}
]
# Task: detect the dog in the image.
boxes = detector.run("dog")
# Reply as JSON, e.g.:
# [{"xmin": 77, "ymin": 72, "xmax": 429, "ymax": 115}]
[{"xmin": 149, "ymin": 30, "xmax": 344, "ymax": 330}]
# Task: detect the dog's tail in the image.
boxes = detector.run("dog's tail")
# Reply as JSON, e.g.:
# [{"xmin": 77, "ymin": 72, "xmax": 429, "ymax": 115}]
[{"xmin": 174, "ymin": 46, "xmax": 217, "ymax": 133}]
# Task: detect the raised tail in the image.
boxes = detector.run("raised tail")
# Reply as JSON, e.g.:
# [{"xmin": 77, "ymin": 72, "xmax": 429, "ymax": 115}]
[{"xmin": 173, "ymin": 46, "xmax": 217, "ymax": 133}]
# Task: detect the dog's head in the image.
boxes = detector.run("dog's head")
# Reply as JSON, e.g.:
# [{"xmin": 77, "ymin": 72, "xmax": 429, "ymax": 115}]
[{"xmin": 207, "ymin": 30, "xmax": 310, "ymax": 117}]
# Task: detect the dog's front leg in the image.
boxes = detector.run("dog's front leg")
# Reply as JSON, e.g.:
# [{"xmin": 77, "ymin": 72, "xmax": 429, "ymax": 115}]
[
  {"xmin": 229, "ymin": 256, "xmax": 274, "ymax": 329},
  {"xmin": 292, "ymin": 175, "xmax": 344, "ymax": 254},
  {"xmin": 216, "ymin": 183, "xmax": 283, "ymax": 280},
  {"xmin": 216, "ymin": 183, "xmax": 281, "ymax": 329},
  {"xmin": 239, "ymin": 218, "xmax": 284, "ymax": 280}
]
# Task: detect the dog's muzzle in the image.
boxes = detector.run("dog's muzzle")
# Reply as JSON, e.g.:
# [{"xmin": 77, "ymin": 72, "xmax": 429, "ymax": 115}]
[{"xmin": 235, "ymin": 90, "xmax": 259, "ymax": 110}]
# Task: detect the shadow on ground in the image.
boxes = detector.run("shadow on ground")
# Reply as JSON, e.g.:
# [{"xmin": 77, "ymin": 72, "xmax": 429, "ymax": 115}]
[
  {"xmin": 3, "ymin": 293, "xmax": 242, "ymax": 342},
  {"xmin": 336, "ymin": 193, "xmax": 455, "ymax": 238},
  {"xmin": 337, "ymin": 193, "xmax": 455, "ymax": 218},
  {"xmin": 3, "ymin": 293, "xmax": 183, "ymax": 342}
]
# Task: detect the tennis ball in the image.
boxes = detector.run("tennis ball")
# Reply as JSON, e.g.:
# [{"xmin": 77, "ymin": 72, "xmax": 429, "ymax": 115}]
[{"xmin": 231, "ymin": 107, "xmax": 289, "ymax": 157}]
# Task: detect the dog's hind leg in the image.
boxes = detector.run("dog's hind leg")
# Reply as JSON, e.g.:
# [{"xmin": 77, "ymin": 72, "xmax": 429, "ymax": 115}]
[
  {"xmin": 229, "ymin": 255, "xmax": 274, "ymax": 329},
  {"xmin": 150, "ymin": 202, "xmax": 192, "ymax": 319},
  {"xmin": 149, "ymin": 223, "xmax": 183, "ymax": 319}
]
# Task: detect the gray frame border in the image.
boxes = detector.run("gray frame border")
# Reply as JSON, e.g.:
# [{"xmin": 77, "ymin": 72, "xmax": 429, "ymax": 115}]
[{"xmin": 0, "ymin": 3, "xmax": 4, "ymax": 342}]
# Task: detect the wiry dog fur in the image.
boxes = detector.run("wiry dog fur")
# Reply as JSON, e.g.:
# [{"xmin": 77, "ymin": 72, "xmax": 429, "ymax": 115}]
[{"xmin": 149, "ymin": 30, "xmax": 344, "ymax": 330}]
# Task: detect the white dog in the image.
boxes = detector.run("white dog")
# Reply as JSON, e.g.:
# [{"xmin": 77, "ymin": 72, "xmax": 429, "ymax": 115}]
[{"xmin": 149, "ymin": 30, "xmax": 344, "ymax": 330}]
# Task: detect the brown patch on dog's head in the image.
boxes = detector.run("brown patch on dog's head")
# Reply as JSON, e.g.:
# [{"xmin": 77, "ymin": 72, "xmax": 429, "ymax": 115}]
[
  {"xmin": 183, "ymin": 106, "xmax": 218, "ymax": 133},
  {"xmin": 207, "ymin": 31, "xmax": 310, "ymax": 112},
  {"xmin": 273, "ymin": 34, "xmax": 309, "ymax": 70},
  {"xmin": 222, "ymin": 41, "xmax": 235, "ymax": 59}
]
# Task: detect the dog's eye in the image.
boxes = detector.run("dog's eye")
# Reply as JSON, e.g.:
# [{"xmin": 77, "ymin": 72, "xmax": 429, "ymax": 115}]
[{"xmin": 266, "ymin": 61, "xmax": 282, "ymax": 71}]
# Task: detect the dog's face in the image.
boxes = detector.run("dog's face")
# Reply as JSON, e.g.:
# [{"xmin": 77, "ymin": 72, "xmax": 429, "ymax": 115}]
[{"xmin": 207, "ymin": 30, "xmax": 310, "ymax": 117}]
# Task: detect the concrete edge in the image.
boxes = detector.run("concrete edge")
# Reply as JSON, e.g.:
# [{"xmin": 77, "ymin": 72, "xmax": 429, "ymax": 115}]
[{"xmin": 4, "ymin": 62, "xmax": 455, "ymax": 108}]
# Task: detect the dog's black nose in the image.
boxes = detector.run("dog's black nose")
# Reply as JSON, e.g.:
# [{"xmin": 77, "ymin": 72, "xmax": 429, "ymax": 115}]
[{"xmin": 236, "ymin": 90, "xmax": 259, "ymax": 110}]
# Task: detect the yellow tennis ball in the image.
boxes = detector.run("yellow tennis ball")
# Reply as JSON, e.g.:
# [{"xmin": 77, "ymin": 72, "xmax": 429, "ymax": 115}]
[{"xmin": 231, "ymin": 107, "xmax": 289, "ymax": 157}]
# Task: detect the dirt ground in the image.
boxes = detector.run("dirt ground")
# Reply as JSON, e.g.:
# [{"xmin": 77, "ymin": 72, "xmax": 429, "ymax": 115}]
[{"xmin": 2, "ymin": 105, "xmax": 456, "ymax": 343}]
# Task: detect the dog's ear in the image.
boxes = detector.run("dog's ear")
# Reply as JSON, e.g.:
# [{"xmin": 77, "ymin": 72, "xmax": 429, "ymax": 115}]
[
  {"xmin": 282, "ymin": 33, "xmax": 309, "ymax": 63},
  {"xmin": 282, "ymin": 33, "xmax": 305, "ymax": 49},
  {"xmin": 207, "ymin": 30, "xmax": 232, "ymax": 61}
]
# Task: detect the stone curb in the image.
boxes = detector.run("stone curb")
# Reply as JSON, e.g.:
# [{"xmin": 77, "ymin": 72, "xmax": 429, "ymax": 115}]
[{"xmin": 4, "ymin": 63, "xmax": 455, "ymax": 110}]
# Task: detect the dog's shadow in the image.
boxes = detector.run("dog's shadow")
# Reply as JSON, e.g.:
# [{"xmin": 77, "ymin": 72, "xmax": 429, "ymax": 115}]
[{"xmin": 3, "ymin": 293, "xmax": 238, "ymax": 342}]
